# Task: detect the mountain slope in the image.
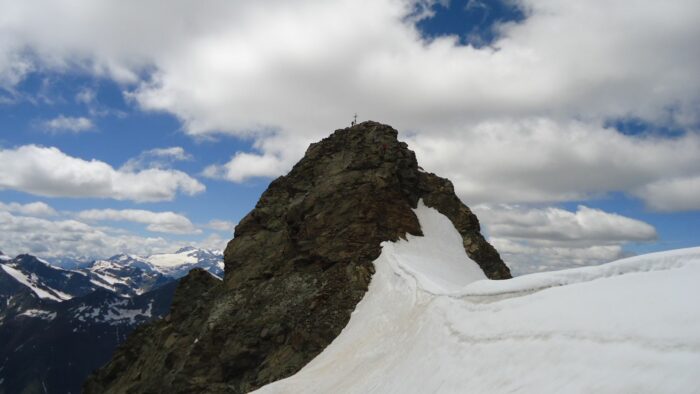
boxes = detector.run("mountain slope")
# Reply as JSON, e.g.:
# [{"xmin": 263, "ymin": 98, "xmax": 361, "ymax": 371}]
[
  {"xmin": 0, "ymin": 280, "xmax": 179, "ymax": 394},
  {"xmin": 85, "ymin": 121, "xmax": 510, "ymax": 393},
  {"xmin": 85, "ymin": 255, "xmax": 172, "ymax": 296},
  {"xmin": 255, "ymin": 205, "xmax": 700, "ymax": 393},
  {"xmin": 1, "ymin": 254, "xmax": 97, "ymax": 302},
  {"xmin": 1, "ymin": 254, "xmax": 102, "ymax": 328},
  {"xmin": 0, "ymin": 248, "xmax": 223, "ymax": 394}
]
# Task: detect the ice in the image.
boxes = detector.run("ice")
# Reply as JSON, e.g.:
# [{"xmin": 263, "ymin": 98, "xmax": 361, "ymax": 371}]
[{"xmin": 255, "ymin": 201, "xmax": 700, "ymax": 394}]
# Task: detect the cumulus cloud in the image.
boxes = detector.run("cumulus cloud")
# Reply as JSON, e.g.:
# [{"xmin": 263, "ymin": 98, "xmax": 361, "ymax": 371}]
[
  {"xmin": 473, "ymin": 204, "xmax": 657, "ymax": 274},
  {"xmin": 203, "ymin": 152, "xmax": 291, "ymax": 182},
  {"xmin": 0, "ymin": 0, "xmax": 698, "ymax": 268},
  {"xmin": 121, "ymin": 146, "xmax": 193, "ymax": 172},
  {"xmin": 194, "ymin": 232, "xmax": 229, "ymax": 252},
  {"xmin": 0, "ymin": 0, "xmax": 699, "ymax": 210},
  {"xmin": 0, "ymin": 201, "xmax": 56, "ymax": 216},
  {"xmin": 474, "ymin": 204, "xmax": 657, "ymax": 245},
  {"xmin": 41, "ymin": 115, "xmax": 94, "ymax": 133},
  {"xmin": 0, "ymin": 210, "xmax": 174, "ymax": 259},
  {"xmin": 488, "ymin": 237, "xmax": 627, "ymax": 276},
  {"xmin": 634, "ymin": 176, "xmax": 700, "ymax": 212},
  {"xmin": 205, "ymin": 219, "xmax": 236, "ymax": 233},
  {"xmin": 0, "ymin": 145, "xmax": 204, "ymax": 202},
  {"xmin": 77, "ymin": 208, "xmax": 200, "ymax": 234},
  {"xmin": 409, "ymin": 119, "xmax": 700, "ymax": 205}
]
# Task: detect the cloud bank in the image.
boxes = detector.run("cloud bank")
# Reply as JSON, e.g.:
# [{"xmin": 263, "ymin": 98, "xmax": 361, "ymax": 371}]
[
  {"xmin": 1, "ymin": 0, "xmax": 698, "ymax": 209},
  {"xmin": 77, "ymin": 208, "xmax": 200, "ymax": 234},
  {"xmin": 0, "ymin": 145, "xmax": 204, "ymax": 202},
  {"xmin": 474, "ymin": 204, "xmax": 657, "ymax": 274},
  {"xmin": 0, "ymin": 0, "xmax": 698, "ymax": 264},
  {"xmin": 0, "ymin": 209, "xmax": 172, "ymax": 259}
]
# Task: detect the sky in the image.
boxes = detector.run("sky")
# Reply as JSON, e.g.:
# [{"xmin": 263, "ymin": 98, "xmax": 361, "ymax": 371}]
[{"xmin": 0, "ymin": 0, "xmax": 698, "ymax": 273}]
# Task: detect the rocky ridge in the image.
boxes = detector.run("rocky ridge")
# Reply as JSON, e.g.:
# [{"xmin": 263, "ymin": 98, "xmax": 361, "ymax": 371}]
[{"xmin": 85, "ymin": 121, "xmax": 510, "ymax": 393}]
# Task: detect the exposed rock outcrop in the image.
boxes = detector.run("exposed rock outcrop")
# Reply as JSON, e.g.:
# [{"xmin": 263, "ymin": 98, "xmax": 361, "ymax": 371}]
[{"xmin": 85, "ymin": 121, "xmax": 510, "ymax": 393}]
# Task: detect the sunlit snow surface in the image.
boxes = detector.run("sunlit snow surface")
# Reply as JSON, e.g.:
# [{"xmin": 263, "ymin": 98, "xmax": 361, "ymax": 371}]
[
  {"xmin": 0, "ymin": 264, "xmax": 66, "ymax": 301},
  {"xmin": 256, "ymin": 201, "xmax": 700, "ymax": 394}
]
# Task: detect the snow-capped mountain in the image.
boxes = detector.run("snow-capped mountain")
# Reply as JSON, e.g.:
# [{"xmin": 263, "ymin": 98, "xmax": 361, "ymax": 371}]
[
  {"xmin": 84, "ymin": 254, "xmax": 171, "ymax": 296},
  {"xmin": 0, "ymin": 247, "xmax": 223, "ymax": 393},
  {"xmin": 0, "ymin": 281, "xmax": 178, "ymax": 394},
  {"xmin": 85, "ymin": 247, "xmax": 224, "ymax": 289},
  {"xmin": 142, "ymin": 246, "xmax": 224, "ymax": 278},
  {"xmin": 1, "ymin": 254, "xmax": 98, "ymax": 303},
  {"xmin": 0, "ymin": 247, "xmax": 223, "ymax": 311}
]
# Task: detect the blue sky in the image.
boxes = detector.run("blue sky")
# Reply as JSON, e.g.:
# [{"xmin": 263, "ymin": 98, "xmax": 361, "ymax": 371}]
[
  {"xmin": 0, "ymin": 0, "xmax": 698, "ymax": 272},
  {"xmin": 1, "ymin": 73, "xmax": 265, "ymax": 221}
]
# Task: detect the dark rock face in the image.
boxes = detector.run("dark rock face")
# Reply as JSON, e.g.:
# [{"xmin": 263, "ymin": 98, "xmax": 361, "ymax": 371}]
[{"xmin": 85, "ymin": 121, "xmax": 510, "ymax": 393}]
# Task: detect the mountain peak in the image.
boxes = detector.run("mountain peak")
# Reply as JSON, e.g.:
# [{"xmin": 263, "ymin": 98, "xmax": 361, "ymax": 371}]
[
  {"xmin": 13, "ymin": 254, "xmax": 51, "ymax": 268},
  {"xmin": 105, "ymin": 253, "xmax": 145, "ymax": 264},
  {"xmin": 87, "ymin": 122, "xmax": 510, "ymax": 393},
  {"xmin": 175, "ymin": 246, "xmax": 198, "ymax": 254}
]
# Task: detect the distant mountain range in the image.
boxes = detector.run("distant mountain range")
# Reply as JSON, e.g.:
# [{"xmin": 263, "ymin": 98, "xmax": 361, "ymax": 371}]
[{"xmin": 0, "ymin": 247, "xmax": 223, "ymax": 394}]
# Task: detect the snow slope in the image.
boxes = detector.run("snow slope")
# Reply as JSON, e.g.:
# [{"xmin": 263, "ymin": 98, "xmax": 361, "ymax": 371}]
[
  {"xmin": 0, "ymin": 264, "xmax": 65, "ymax": 301},
  {"xmin": 256, "ymin": 201, "xmax": 700, "ymax": 394}
]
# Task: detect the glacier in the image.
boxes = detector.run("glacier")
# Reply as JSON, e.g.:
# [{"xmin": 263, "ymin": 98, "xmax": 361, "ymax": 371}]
[{"xmin": 256, "ymin": 201, "xmax": 700, "ymax": 393}]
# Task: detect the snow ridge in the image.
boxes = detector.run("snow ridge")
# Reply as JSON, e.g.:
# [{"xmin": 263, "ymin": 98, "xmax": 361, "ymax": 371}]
[
  {"xmin": 0, "ymin": 264, "xmax": 66, "ymax": 301},
  {"xmin": 256, "ymin": 201, "xmax": 700, "ymax": 394}
]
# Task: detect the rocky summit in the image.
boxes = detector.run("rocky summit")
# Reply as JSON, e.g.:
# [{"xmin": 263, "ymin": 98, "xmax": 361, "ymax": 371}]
[{"xmin": 84, "ymin": 121, "xmax": 511, "ymax": 393}]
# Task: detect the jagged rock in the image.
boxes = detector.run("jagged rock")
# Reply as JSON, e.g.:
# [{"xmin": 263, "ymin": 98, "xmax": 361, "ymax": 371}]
[{"xmin": 85, "ymin": 121, "xmax": 510, "ymax": 393}]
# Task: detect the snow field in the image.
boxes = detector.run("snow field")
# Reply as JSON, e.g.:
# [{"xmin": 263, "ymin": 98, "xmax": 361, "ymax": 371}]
[
  {"xmin": 0, "ymin": 264, "xmax": 65, "ymax": 301},
  {"xmin": 256, "ymin": 201, "xmax": 700, "ymax": 394}
]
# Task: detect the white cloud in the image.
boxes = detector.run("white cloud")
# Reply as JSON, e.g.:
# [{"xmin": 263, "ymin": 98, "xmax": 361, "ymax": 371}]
[
  {"xmin": 489, "ymin": 237, "xmax": 627, "ymax": 276},
  {"xmin": 408, "ymin": 119, "xmax": 700, "ymax": 206},
  {"xmin": 121, "ymin": 146, "xmax": 193, "ymax": 172},
  {"xmin": 146, "ymin": 147, "xmax": 191, "ymax": 161},
  {"xmin": 203, "ymin": 152, "xmax": 291, "ymax": 182},
  {"xmin": 634, "ymin": 176, "xmax": 700, "ymax": 212},
  {"xmin": 77, "ymin": 208, "xmax": 200, "ymax": 234},
  {"xmin": 75, "ymin": 87, "xmax": 96, "ymax": 105},
  {"xmin": 473, "ymin": 204, "xmax": 657, "ymax": 275},
  {"xmin": 0, "ymin": 0, "xmax": 699, "ymax": 211},
  {"xmin": 0, "ymin": 201, "xmax": 56, "ymax": 216},
  {"xmin": 474, "ymin": 204, "xmax": 657, "ymax": 245},
  {"xmin": 205, "ymin": 219, "xmax": 236, "ymax": 232},
  {"xmin": 194, "ymin": 232, "xmax": 229, "ymax": 252},
  {"xmin": 0, "ymin": 210, "xmax": 174, "ymax": 259},
  {"xmin": 131, "ymin": 0, "xmax": 700, "ymax": 207},
  {"xmin": 41, "ymin": 115, "xmax": 94, "ymax": 133},
  {"xmin": 127, "ymin": 0, "xmax": 699, "ymax": 131},
  {"xmin": 0, "ymin": 145, "xmax": 205, "ymax": 202}
]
